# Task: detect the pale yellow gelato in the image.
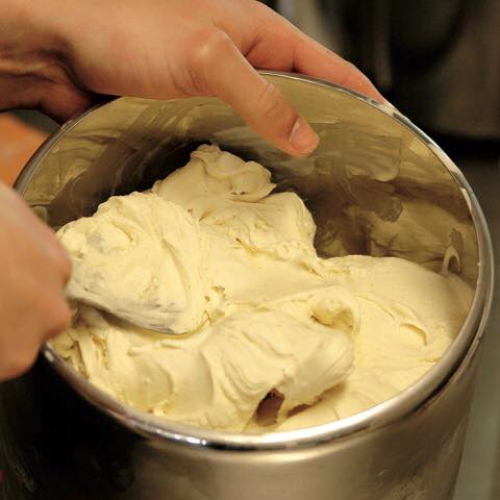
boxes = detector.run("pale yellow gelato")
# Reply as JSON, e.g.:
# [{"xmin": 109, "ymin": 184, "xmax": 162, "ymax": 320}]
[{"xmin": 53, "ymin": 145, "xmax": 473, "ymax": 432}]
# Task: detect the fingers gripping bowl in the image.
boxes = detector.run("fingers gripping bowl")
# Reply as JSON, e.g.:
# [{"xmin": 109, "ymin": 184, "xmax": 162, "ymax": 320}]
[{"xmin": 13, "ymin": 73, "xmax": 493, "ymax": 499}]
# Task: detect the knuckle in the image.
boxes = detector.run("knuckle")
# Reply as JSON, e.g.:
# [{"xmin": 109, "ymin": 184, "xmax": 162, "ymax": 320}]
[
  {"xmin": 186, "ymin": 28, "xmax": 232, "ymax": 92},
  {"xmin": 191, "ymin": 28, "xmax": 232, "ymax": 63}
]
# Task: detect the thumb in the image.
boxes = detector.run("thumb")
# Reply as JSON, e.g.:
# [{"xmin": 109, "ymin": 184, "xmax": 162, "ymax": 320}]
[
  {"xmin": 245, "ymin": 80, "xmax": 320, "ymax": 156},
  {"xmin": 40, "ymin": 81, "xmax": 96, "ymax": 123}
]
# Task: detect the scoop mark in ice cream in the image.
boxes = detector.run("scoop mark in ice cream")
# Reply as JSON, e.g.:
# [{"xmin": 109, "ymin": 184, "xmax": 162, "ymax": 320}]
[{"xmin": 53, "ymin": 145, "xmax": 473, "ymax": 433}]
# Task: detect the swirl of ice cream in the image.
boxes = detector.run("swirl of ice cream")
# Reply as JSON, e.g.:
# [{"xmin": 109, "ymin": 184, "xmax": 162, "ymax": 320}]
[
  {"xmin": 53, "ymin": 145, "xmax": 473, "ymax": 433},
  {"xmin": 58, "ymin": 193, "xmax": 208, "ymax": 333}
]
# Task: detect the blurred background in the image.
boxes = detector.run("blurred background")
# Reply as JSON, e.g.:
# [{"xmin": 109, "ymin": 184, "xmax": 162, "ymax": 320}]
[
  {"xmin": 267, "ymin": 0, "xmax": 499, "ymax": 141},
  {"xmin": 0, "ymin": 1, "xmax": 498, "ymax": 498}
]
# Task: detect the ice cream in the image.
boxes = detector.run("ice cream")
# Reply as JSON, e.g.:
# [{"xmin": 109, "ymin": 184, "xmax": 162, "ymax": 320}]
[
  {"xmin": 344, "ymin": 200, "xmax": 478, "ymax": 283},
  {"xmin": 53, "ymin": 145, "xmax": 474, "ymax": 432},
  {"xmin": 57, "ymin": 193, "xmax": 208, "ymax": 333}
]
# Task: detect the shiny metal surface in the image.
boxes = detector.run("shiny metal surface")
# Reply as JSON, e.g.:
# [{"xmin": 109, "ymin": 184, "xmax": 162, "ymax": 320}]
[
  {"xmin": 2, "ymin": 72, "xmax": 493, "ymax": 499},
  {"xmin": 451, "ymin": 146, "xmax": 500, "ymax": 499}
]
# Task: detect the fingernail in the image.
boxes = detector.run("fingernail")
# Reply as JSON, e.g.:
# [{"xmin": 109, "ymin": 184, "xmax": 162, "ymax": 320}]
[{"xmin": 289, "ymin": 117, "xmax": 319, "ymax": 153}]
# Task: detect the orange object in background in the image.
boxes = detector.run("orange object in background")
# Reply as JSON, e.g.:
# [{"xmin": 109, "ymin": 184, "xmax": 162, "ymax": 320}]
[{"xmin": 0, "ymin": 113, "xmax": 48, "ymax": 186}]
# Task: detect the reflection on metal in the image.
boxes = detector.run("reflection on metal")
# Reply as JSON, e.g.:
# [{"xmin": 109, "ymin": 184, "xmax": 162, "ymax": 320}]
[
  {"xmin": 19, "ymin": 74, "xmax": 480, "ymax": 284},
  {"xmin": 7, "ymin": 73, "xmax": 493, "ymax": 500}
]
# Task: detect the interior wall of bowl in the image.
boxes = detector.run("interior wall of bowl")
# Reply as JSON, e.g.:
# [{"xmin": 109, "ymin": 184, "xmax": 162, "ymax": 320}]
[{"xmin": 18, "ymin": 74, "xmax": 479, "ymax": 288}]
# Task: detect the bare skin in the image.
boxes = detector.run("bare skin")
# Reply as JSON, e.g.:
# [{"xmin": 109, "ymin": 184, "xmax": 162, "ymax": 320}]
[
  {"xmin": 0, "ymin": 0, "xmax": 382, "ymax": 380},
  {"xmin": 0, "ymin": 183, "xmax": 71, "ymax": 379}
]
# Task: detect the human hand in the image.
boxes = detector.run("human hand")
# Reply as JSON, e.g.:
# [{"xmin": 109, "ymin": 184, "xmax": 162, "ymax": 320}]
[
  {"xmin": 0, "ymin": 182, "xmax": 71, "ymax": 380},
  {"xmin": 1, "ymin": 0, "xmax": 383, "ymax": 156}
]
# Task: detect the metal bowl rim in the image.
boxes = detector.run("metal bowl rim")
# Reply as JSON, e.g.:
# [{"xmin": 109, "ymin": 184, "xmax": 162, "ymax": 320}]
[{"xmin": 15, "ymin": 71, "xmax": 495, "ymax": 451}]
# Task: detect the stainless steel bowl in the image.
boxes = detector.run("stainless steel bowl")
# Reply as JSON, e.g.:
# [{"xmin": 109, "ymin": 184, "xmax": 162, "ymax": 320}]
[{"xmin": 2, "ymin": 72, "xmax": 494, "ymax": 500}]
